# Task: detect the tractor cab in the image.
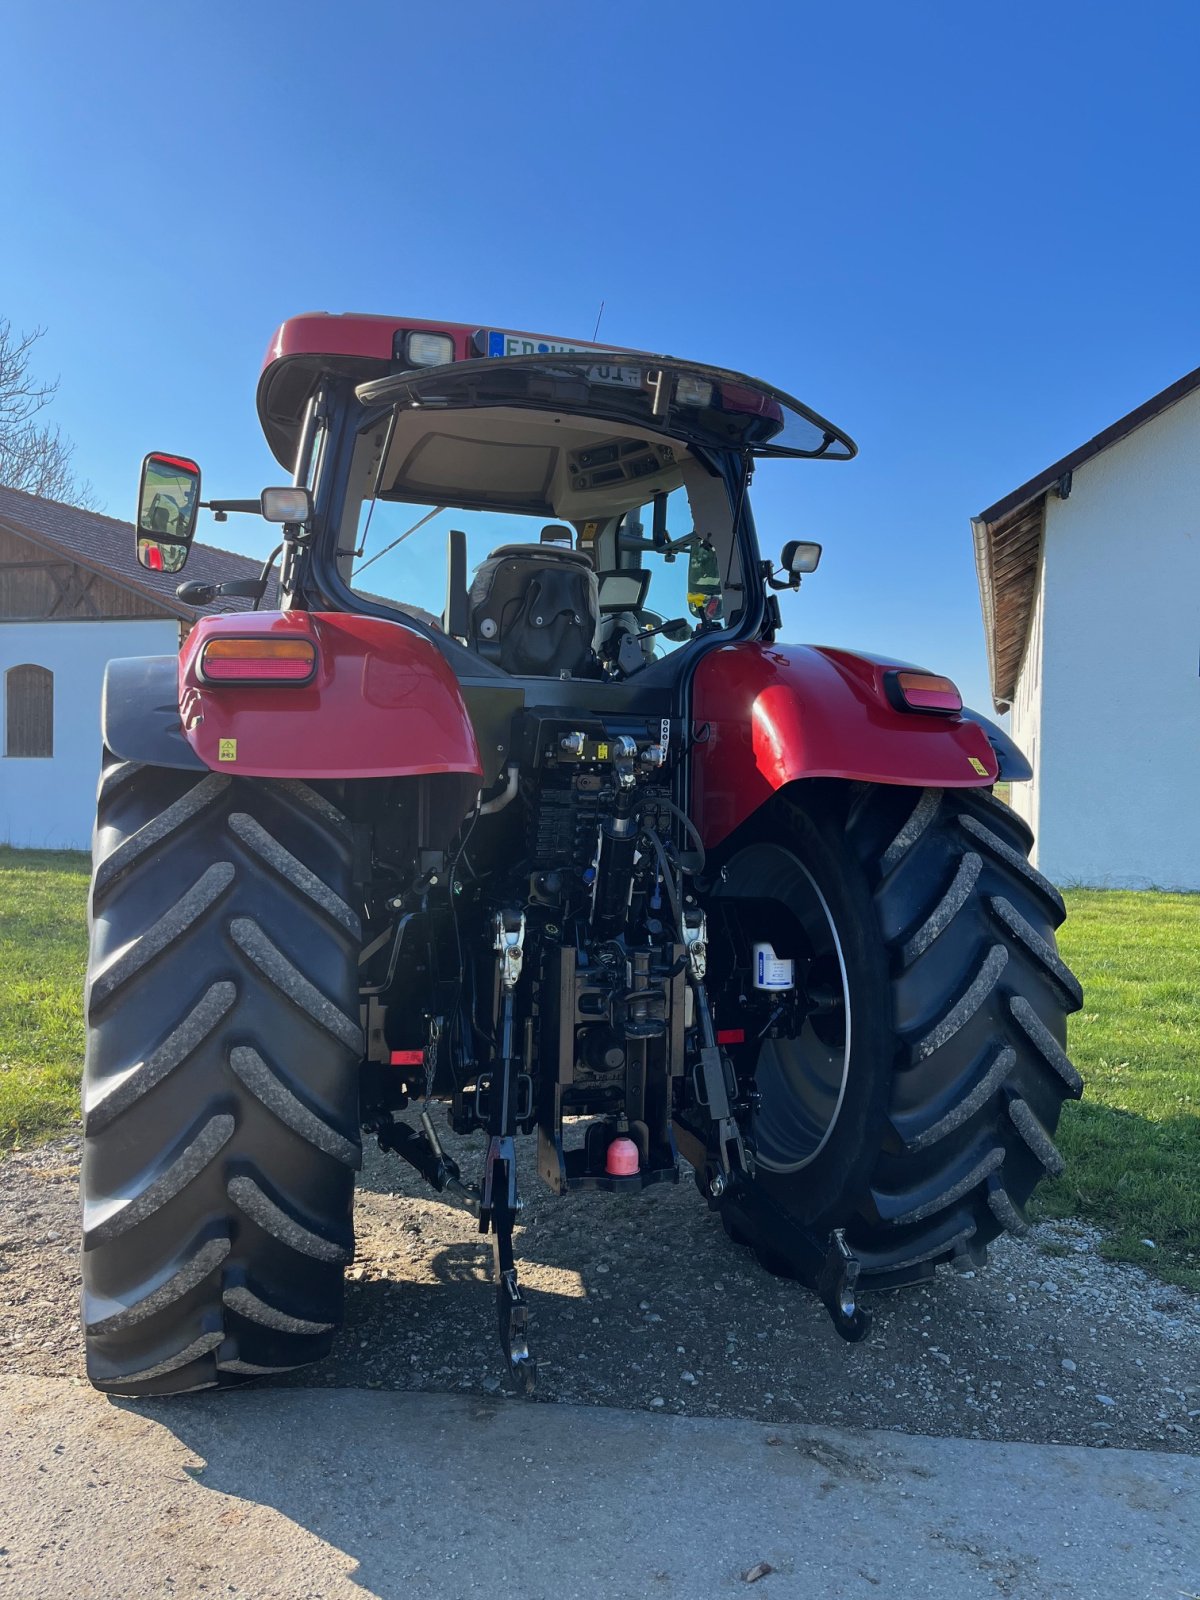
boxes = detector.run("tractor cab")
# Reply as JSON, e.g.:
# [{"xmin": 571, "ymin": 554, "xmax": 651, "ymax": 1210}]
[{"xmin": 260, "ymin": 321, "xmax": 854, "ymax": 686}]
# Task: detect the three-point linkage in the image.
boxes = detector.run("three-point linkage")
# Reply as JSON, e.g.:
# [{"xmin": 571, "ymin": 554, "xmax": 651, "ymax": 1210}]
[{"xmin": 478, "ymin": 911, "xmax": 536, "ymax": 1392}]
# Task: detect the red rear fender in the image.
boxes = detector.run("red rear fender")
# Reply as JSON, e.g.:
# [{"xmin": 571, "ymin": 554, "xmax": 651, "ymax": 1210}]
[
  {"xmin": 690, "ymin": 643, "xmax": 998, "ymax": 847},
  {"xmin": 179, "ymin": 611, "xmax": 482, "ymax": 780}
]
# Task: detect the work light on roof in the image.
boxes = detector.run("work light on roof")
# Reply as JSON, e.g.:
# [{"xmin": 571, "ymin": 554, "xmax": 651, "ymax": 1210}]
[
  {"xmin": 675, "ymin": 375, "xmax": 713, "ymax": 408},
  {"xmin": 406, "ymin": 331, "xmax": 455, "ymax": 368}
]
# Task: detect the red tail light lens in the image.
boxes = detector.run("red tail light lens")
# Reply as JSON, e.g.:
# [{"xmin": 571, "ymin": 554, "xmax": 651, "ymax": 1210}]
[
  {"xmin": 887, "ymin": 670, "xmax": 963, "ymax": 714},
  {"xmin": 200, "ymin": 637, "xmax": 316, "ymax": 684}
]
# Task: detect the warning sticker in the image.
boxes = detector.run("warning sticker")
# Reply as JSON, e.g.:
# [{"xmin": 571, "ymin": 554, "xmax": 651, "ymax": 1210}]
[
  {"xmin": 968, "ymin": 756, "xmax": 989, "ymax": 776},
  {"xmin": 218, "ymin": 738, "xmax": 238, "ymax": 762}
]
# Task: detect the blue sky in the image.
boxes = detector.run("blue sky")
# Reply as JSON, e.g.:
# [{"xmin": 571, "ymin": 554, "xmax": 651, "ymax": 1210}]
[{"xmin": 3, "ymin": 0, "xmax": 1197, "ymax": 711}]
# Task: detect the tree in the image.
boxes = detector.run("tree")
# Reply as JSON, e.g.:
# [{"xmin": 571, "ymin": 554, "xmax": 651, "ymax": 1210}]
[{"xmin": 0, "ymin": 318, "xmax": 98, "ymax": 508}]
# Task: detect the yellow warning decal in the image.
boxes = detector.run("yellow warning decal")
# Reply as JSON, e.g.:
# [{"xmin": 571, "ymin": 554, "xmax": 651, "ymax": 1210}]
[
  {"xmin": 580, "ymin": 521, "xmax": 599, "ymax": 545},
  {"xmin": 968, "ymin": 756, "xmax": 989, "ymax": 776},
  {"xmin": 596, "ymin": 742, "xmax": 609, "ymax": 760},
  {"xmin": 218, "ymin": 738, "xmax": 238, "ymax": 762}
]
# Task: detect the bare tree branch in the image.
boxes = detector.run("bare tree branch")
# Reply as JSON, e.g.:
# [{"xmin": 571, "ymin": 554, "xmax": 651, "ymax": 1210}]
[{"xmin": 0, "ymin": 318, "xmax": 99, "ymax": 509}]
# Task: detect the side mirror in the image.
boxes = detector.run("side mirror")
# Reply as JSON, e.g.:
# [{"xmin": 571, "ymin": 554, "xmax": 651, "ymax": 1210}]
[
  {"xmin": 686, "ymin": 541, "xmax": 723, "ymax": 621},
  {"xmin": 137, "ymin": 452, "xmax": 201, "ymax": 573},
  {"xmin": 781, "ymin": 540, "xmax": 822, "ymax": 576}
]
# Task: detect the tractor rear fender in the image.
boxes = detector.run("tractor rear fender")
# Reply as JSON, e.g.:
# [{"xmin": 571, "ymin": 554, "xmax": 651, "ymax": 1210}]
[
  {"xmin": 689, "ymin": 642, "xmax": 1014, "ymax": 848},
  {"xmin": 103, "ymin": 612, "xmax": 482, "ymax": 780},
  {"xmin": 175, "ymin": 611, "xmax": 482, "ymax": 779},
  {"xmin": 102, "ymin": 653, "xmax": 207, "ymax": 771}
]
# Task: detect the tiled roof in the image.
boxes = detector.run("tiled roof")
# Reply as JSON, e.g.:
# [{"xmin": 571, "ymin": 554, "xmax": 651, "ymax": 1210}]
[{"xmin": 0, "ymin": 483, "xmax": 280, "ymax": 619}]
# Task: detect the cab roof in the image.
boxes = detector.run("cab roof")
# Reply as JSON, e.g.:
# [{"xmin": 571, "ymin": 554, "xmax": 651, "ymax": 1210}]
[{"xmin": 257, "ymin": 313, "xmax": 856, "ymax": 470}]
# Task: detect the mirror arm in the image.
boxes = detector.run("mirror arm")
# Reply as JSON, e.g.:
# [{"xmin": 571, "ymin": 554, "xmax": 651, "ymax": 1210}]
[
  {"xmin": 763, "ymin": 561, "xmax": 801, "ymax": 592},
  {"xmin": 618, "ymin": 530, "xmax": 697, "ymax": 554},
  {"xmin": 201, "ymin": 498, "xmax": 261, "ymax": 523},
  {"xmin": 636, "ymin": 616, "xmax": 691, "ymax": 641}
]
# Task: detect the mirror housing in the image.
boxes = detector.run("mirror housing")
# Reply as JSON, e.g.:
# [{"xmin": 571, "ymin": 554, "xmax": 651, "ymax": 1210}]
[
  {"xmin": 781, "ymin": 539, "xmax": 822, "ymax": 576},
  {"xmin": 136, "ymin": 452, "xmax": 201, "ymax": 572}
]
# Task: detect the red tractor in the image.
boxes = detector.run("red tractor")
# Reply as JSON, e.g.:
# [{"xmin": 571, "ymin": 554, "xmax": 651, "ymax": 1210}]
[{"xmin": 81, "ymin": 318, "xmax": 1082, "ymax": 1395}]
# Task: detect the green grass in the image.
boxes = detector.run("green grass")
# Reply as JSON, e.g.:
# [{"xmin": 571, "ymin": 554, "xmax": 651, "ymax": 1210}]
[
  {"xmin": 0, "ymin": 846, "xmax": 90, "ymax": 1146},
  {"xmin": 1036, "ymin": 889, "xmax": 1200, "ymax": 1290},
  {"xmin": 0, "ymin": 850, "xmax": 1196, "ymax": 1288}
]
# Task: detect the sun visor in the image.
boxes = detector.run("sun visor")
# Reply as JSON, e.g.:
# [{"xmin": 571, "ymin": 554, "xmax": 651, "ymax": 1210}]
[{"xmin": 357, "ymin": 353, "xmax": 856, "ymax": 462}]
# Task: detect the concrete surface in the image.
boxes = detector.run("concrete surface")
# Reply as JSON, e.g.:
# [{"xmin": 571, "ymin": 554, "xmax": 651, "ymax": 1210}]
[{"xmin": 1, "ymin": 1376, "xmax": 1196, "ymax": 1600}]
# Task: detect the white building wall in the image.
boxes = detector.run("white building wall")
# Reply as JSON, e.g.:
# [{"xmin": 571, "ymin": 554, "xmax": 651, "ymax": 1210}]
[
  {"xmin": 0, "ymin": 619, "xmax": 179, "ymax": 851},
  {"xmin": 1035, "ymin": 387, "xmax": 1200, "ymax": 890},
  {"xmin": 1006, "ymin": 558, "xmax": 1044, "ymax": 842}
]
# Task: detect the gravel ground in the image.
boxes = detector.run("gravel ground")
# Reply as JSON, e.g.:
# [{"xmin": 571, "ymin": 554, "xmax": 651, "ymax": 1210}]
[{"xmin": 3, "ymin": 1122, "xmax": 1197, "ymax": 1453}]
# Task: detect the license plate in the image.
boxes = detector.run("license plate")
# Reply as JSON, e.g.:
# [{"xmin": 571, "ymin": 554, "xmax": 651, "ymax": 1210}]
[{"xmin": 480, "ymin": 331, "xmax": 642, "ymax": 387}]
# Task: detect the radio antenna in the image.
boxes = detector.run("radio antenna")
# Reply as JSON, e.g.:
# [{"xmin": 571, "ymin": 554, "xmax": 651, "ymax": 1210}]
[{"xmin": 592, "ymin": 300, "xmax": 605, "ymax": 341}]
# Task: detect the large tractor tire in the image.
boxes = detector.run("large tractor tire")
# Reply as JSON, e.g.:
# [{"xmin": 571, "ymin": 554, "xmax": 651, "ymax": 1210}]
[
  {"xmin": 81, "ymin": 753, "xmax": 363, "ymax": 1395},
  {"xmin": 708, "ymin": 784, "xmax": 1082, "ymax": 1288}
]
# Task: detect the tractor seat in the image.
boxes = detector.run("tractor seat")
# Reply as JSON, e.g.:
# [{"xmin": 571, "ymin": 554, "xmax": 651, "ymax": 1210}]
[{"xmin": 468, "ymin": 544, "xmax": 600, "ymax": 677}]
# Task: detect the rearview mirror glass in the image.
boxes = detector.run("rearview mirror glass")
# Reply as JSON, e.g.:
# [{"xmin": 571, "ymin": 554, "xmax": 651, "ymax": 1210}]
[
  {"xmin": 686, "ymin": 541, "xmax": 723, "ymax": 621},
  {"xmin": 137, "ymin": 452, "xmax": 201, "ymax": 572},
  {"xmin": 782, "ymin": 539, "xmax": 822, "ymax": 575},
  {"xmin": 135, "ymin": 537, "xmax": 189, "ymax": 574}
]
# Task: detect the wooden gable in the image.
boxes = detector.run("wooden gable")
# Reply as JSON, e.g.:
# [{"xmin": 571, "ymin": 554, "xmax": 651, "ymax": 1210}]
[{"xmin": 0, "ymin": 524, "xmax": 175, "ymax": 622}]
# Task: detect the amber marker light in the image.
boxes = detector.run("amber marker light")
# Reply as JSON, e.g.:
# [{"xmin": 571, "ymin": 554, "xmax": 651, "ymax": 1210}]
[
  {"xmin": 200, "ymin": 636, "xmax": 317, "ymax": 684},
  {"xmin": 887, "ymin": 670, "xmax": 963, "ymax": 714}
]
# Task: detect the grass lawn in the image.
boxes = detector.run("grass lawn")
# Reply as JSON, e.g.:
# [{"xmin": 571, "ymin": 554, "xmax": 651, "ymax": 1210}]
[
  {"xmin": 1038, "ymin": 889, "xmax": 1200, "ymax": 1290},
  {"xmin": 0, "ymin": 848, "xmax": 1196, "ymax": 1286},
  {"xmin": 0, "ymin": 846, "xmax": 90, "ymax": 1146}
]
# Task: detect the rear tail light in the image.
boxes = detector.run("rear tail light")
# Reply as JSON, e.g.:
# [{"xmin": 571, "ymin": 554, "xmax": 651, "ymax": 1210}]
[
  {"xmin": 200, "ymin": 636, "xmax": 316, "ymax": 684},
  {"xmin": 887, "ymin": 670, "xmax": 963, "ymax": 715}
]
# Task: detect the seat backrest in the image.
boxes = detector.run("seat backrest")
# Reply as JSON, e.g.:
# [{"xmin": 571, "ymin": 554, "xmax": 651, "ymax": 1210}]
[{"xmin": 468, "ymin": 545, "xmax": 599, "ymax": 676}]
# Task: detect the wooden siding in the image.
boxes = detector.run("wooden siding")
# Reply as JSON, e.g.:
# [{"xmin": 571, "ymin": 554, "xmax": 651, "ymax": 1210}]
[{"xmin": 0, "ymin": 525, "xmax": 171, "ymax": 621}]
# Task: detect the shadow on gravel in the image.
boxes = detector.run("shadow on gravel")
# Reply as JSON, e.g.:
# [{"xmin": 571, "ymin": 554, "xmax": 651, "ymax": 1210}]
[{"xmin": 260, "ymin": 1131, "xmax": 1200, "ymax": 1454}]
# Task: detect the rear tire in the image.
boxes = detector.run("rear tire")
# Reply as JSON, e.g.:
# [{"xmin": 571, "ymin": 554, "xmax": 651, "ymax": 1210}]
[
  {"xmin": 81, "ymin": 753, "xmax": 363, "ymax": 1395},
  {"xmin": 708, "ymin": 784, "xmax": 1083, "ymax": 1288}
]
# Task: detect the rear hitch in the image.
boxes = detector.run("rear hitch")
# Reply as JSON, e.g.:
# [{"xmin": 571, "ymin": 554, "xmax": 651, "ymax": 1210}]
[
  {"xmin": 816, "ymin": 1228, "xmax": 871, "ymax": 1343},
  {"xmin": 687, "ymin": 1165, "xmax": 872, "ymax": 1344},
  {"xmin": 374, "ymin": 1111, "xmax": 480, "ymax": 1216}
]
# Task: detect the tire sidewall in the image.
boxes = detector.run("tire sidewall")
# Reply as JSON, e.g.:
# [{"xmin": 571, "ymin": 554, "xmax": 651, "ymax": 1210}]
[{"xmin": 715, "ymin": 792, "xmax": 894, "ymax": 1234}]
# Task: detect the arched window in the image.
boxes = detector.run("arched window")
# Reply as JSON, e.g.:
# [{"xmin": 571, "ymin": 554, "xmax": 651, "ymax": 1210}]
[{"xmin": 4, "ymin": 664, "xmax": 54, "ymax": 758}]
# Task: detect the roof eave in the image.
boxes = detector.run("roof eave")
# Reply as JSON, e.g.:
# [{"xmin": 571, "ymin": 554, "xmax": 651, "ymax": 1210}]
[{"xmin": 970, "ymin": 513, "xmax": 1008, "ymax": 715}]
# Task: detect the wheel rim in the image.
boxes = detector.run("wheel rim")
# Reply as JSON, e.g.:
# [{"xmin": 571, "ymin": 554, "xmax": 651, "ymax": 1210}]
[{"xmin": 711, "ymin": 842, "xmax": 852, "ymax": 1174}]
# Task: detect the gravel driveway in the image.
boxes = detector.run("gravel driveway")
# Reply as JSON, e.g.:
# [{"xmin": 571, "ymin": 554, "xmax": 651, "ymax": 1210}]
[{"xmin": 3, "ymin": 1123, "xmax": 1197, "ymax": 1452}]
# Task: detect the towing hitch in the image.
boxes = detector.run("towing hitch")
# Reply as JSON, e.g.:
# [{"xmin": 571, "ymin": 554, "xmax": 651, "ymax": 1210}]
[{"xmin": 717, "ymin": 1176, "xmax": 872, "ymax": 1343}]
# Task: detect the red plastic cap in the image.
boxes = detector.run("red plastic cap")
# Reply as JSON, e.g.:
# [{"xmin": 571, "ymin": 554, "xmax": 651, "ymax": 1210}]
[{"xmin": 605, "ymin": 1136, "xmax": 640, "ymax": 1177}]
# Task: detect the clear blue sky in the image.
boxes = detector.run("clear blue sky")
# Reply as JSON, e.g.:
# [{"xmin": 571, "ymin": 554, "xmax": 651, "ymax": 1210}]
[{"xmin": 3, "ymin": 0, "xmax": 1197, "ymax": 711}]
